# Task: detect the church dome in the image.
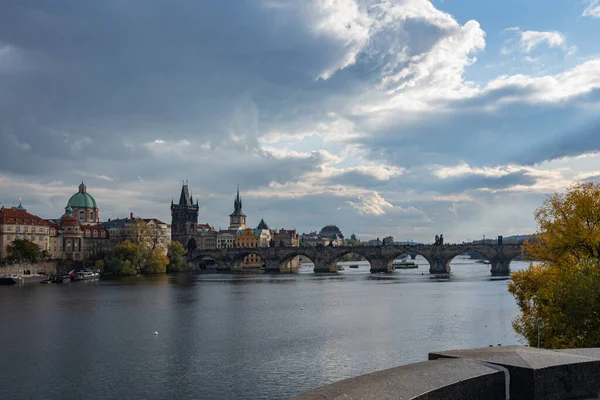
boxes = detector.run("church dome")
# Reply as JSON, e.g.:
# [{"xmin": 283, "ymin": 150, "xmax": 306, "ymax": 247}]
[
  {"xmin": 319, "ymin": 224, "xmax": 342, "ymax": 238},
  {"xmin": 67, "ymin": 182, "xmax": 97, "ymax": 209}
]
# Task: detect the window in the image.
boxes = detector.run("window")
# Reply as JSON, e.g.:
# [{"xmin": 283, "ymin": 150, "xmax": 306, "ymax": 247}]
[
  {"xmin": 67, "ymin": 228, "xmax": 72, "ymax": 232},
  {"xmin": 7, "ymin": 226, "xmax": 11, "ymax": 231},
  {"xmin": 16, "ymin": 235, "xmax": 20, "ymax": 240},
  {"xmin": 85, "ymin": 230, "xmax": 91, "ymax": 237},
  {"xmin": 101, "ymin": 231, "xmax": 106, "ymax": 238},
  {"xmin": 16, "ymin": 227, "xmax": 20, "ymax": 233},
  {"xmin": 39, "ymin": 227, "xmax": 44, "ymax": 233},
  {"xmin": 79, "ymin": 211, "xmax": 84, "ymax": 220},
  {"xmin": 39, "ymin": 236, "xmax": 43, "ymax": 241},
  {"xmin": 93, "ymin": 231, "xmax": 98, "ymax": 238},
  {"xmin": 7, "ymin": 235, "xmax": 11, "ymax": 240},
  {"xmin": 24, "ymin": 227, "xmax": 29, "ymax": 232},
  {"xmin": 90, "ymin": 212, "xmax": 94, "ymax": 220}
]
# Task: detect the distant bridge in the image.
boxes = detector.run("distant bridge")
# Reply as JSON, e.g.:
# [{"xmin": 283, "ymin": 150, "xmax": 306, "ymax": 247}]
[{"xmin": 188, "ymin": 244, "xmax": 522, "ymax": 276}]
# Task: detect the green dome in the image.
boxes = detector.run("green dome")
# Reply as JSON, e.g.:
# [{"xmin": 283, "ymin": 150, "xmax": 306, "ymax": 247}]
[{"xmin": 67, "ymin": 182, "xmax": 97, "ymax": 209}]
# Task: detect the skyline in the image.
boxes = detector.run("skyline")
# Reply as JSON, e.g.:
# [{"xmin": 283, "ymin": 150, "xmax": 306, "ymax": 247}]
[{"xmin": 2, "ymin": 1, "xmax": 600, "ymax": 243}]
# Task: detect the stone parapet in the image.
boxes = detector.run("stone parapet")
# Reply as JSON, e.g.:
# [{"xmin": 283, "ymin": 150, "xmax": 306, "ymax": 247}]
[
  {"xmin": 295, "ymin": 345, "xmax": 600, "ymax": 399},
  {"xmin": 294, "ymin": 358, "xmax": 505, "ymax": 400}
]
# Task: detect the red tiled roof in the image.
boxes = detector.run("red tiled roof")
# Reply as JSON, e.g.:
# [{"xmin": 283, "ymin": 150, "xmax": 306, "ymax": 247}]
[
  {"xmin": 60, "ymin": 216, "xmax": 79, "ymax": 226},
  {"xmin": 0, "ymin": 207, "xmax": 49, "ymax": 226}
]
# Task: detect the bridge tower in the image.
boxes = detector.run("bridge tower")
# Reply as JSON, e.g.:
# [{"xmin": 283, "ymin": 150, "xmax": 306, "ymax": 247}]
[
  {"xmin": 228, "ymin": 185, "xmax": 246, "ymax": 230},
  {"xmin": 171, "ymin": 181, "xmax": 199, "ymax": 250}
]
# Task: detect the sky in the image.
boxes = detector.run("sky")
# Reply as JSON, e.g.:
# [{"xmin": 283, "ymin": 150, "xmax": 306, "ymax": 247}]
[{"xmin": 1, "ymin": 0, "xmax": 600, "ymax": 244}]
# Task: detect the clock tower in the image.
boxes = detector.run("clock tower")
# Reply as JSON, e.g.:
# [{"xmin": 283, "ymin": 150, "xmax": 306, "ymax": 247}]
[{"xmin": 229, "ymin": 186, "xmax": 246, "ymax": 230}]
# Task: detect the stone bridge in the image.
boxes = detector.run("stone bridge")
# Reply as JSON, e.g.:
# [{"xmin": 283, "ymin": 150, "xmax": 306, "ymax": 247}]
[{"xmin": 188, "ymin": 244, "xmax": 522, "ymax": 276}]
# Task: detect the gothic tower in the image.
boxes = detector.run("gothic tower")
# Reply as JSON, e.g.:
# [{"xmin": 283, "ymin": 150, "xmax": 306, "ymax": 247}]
[
  {"xmin": 228, "ymin": 186, "xmax": 246, "ymax": 230},
  {"xmin": 171, "ymin": 182, "xmax": 199, "ymax": 249}
]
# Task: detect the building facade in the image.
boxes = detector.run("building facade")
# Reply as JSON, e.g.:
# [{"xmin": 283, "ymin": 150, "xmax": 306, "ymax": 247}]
[
  {"xmin": 217, "ymin": 229, "xmax": 237, "ymax": 249},
  {"xmin": 0, "ymin": 202, "xmax": 50, "ymax": 260}
]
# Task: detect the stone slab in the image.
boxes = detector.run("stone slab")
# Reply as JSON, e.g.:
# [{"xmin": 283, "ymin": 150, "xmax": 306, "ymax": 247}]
[
  {"xmin": 293, "ymin": 358, "xmax": 505, "ymax": 400},
  {"xmin": 429, "ymin": 345, "xmax": 600, "ymax": 400}
]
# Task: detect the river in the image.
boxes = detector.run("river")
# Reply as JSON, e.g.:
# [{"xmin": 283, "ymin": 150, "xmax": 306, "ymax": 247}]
[{"xmin": 0, "ymin": 256, "xmax": 529, "ymax": 399}]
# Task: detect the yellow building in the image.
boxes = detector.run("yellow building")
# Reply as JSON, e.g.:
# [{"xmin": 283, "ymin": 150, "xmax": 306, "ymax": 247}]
[
  {"xmin": 0, "ymin": 202, "xmax": 50, "ymax": 260},
  {"xmin": 235, "ymin": 228, "xmax": 262, "ymax": 267}
]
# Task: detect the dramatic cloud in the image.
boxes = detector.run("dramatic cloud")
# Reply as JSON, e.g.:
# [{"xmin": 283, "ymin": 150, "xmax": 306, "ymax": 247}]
[{"xmin": 1, "ymin": 0, "xmax": 600, "ymax": 243}]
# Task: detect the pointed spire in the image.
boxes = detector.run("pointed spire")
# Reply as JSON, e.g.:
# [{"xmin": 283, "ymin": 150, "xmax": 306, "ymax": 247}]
[{"xmin": 179, "ymin": 181, "xmax": 192, "ymax": 206}]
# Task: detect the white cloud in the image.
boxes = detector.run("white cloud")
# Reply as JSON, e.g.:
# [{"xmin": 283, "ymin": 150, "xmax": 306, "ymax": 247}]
[
  {"xmin": 503, "ymin": 27, "xmax": 568, "ymax": 54},
  {"xmin": 583, "ymin": 0, "xmax": 600, "ymax": 17}
]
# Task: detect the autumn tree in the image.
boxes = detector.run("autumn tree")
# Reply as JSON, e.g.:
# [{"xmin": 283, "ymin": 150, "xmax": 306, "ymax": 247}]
[
  {"xmin": 508, "ymin": 182, "xmax": 600, "ymax": 348},
  {"xmin": 167, "ymin": 241, "xmax": 188, "ymax": 273}
]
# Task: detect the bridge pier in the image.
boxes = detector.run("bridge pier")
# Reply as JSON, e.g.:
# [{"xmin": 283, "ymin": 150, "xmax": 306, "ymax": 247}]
[
  {"xmin": 313, "ymin": 260, "xmax": 337, "ymax": 273},
  {"xmin": 264, "ymin": 259, "xmax": 281, "ymax": 273},
  {"xmin": 410, "ymin": 253, "xmax": 417, "ymax": 260},
  {"xmin": 490, "ymin": 258, "xmax": 511, "ymax": 276},
  {"xmin": 369, "ymin": 258, "xmax": 390, "ymax": 273},
  {"xmin": 429, "ymin": 256, "xmax": 450, "ymax": 274}
]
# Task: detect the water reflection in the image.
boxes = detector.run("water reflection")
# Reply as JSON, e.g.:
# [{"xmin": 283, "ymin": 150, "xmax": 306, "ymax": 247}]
[{"xmin": 0, "ymin": 257, "xmax": 529, "ymax": 400}]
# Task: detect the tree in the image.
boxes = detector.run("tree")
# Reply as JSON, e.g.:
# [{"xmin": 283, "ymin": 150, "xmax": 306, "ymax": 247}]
[
  {"xmin": 143, "ymin": 248, "xmax": 169, "ymax": 274},
  {"xmin": 508, "ymin": 182, "xmax": 600, "ymax": 348},
  {"xmin": 105, "ymin": 240, "xmax": 142, "ymax": 276},
  {"xmin": 167, "ymin": 241, "xmax": 187, "ymax": 273},
  {"xmin": 6, "ymin": 239, "xmax": 41, "ymax": 263}
]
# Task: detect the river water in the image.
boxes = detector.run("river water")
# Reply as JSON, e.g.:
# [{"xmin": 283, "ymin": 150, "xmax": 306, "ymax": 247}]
[{"xmin": 0, "ymin": 256, "xmax": 528, "ymax": 399}]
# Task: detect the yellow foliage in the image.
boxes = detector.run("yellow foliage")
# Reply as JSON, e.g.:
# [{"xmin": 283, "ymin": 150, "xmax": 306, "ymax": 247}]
[{"xmin": 508, "ymin": 182, "xmax": 600, "ymax": 348}]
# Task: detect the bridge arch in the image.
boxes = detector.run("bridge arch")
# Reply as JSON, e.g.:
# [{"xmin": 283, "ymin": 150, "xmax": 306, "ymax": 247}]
[
  {"xmin": 383, "ymin": 248, "xmax": 434, "ymax": 272},
  {"xmin": 328, "ymin": 249, "xmax": 372, "ymax": 272},
  {"xmin": 277, "ymin": 250, "xmax": 316, "ymax": 272},
  {"xmin": 231, "ymin": 250, "xmax": 267, "ymax": 270}
]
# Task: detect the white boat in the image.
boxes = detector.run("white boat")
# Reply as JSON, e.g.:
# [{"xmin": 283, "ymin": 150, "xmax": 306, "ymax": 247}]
[
  {"xmin": 73, "ymin": 270, "xmax": 100, "ymax": 281},
  {"xmin": 392, "ymin": 259, "xmax": 418, "ymax": 269}
]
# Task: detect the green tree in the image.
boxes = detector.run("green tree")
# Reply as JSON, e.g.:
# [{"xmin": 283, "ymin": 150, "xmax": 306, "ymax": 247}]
[
  {"xmin": 105, "ymin": 240, "xmax": 142, "ymax": 276},
  {"xmin": 508, "ymin": 182, "xmax": 600, "ymax": 348},
  {"xmin": 6, "ymin": 238, "xmax": 41, "ymax": 262},
  {"xmin": 167, "ymin": 241, "xmax": 188, "ymax": 273},
  {"xmin": 143, "ymin": 248, "xmax": 169, "ymax": 274}
]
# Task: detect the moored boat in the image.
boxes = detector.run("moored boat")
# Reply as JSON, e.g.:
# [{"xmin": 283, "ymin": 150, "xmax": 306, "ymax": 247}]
[
  {"xmin": 392, "ymin": 259, "xmax": 418, "ymax": 269},
  {"xmin": 72, "ymin": 270, "xmax": 100, "ymax": 281}
]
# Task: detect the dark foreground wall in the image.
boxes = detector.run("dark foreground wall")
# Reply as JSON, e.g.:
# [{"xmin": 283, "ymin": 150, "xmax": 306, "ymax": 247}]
[{"xmin": 295, "ymin": 345, "xmax": 600, "ymax": 400}]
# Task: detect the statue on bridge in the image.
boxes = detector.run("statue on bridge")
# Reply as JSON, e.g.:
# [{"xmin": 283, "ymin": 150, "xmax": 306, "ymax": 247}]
[
  {"xmin": 498, "ymin": 235, "xmax": 503, "ymax": 245},
  {"xmin": 435, "ymin": 234, "xmax": 444, "ymax": 245}
]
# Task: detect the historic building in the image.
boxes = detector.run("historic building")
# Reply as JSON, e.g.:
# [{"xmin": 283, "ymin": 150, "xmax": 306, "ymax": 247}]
[
  {"xmin": 318, "ymin": 224, "xmax": 344, "ymax": 245},
  {"xmin": 46, "ymin": 182, "xmax": 110, "ymax": 261},
  {"xmin": 255, "ymin": 218, "xmax": 272, "ymax": 247},
  {"xmin": 101, "ymin": 214, "xmax": 170, "ymax": 254},
  {"xmin": 0, "ymin": 201, "xmax": 50, "ymax": 260},
  {"xmin": 170, "ymin": 183, "xmax": 199, "ymax": 250},
  {"xmin": 235, "ymin": 227, "xmax": 262, "ymax": 267},
  {"xmin": 217, "ymin": 229, "xmax": 237, "ymax": 248},
  {"xmin": 228, "ymin": 186, "xmax": 246, "ymax": 230},
  {"xmin": 67, "ymin": 182, "xmax": 100, "ymax": 225}
]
